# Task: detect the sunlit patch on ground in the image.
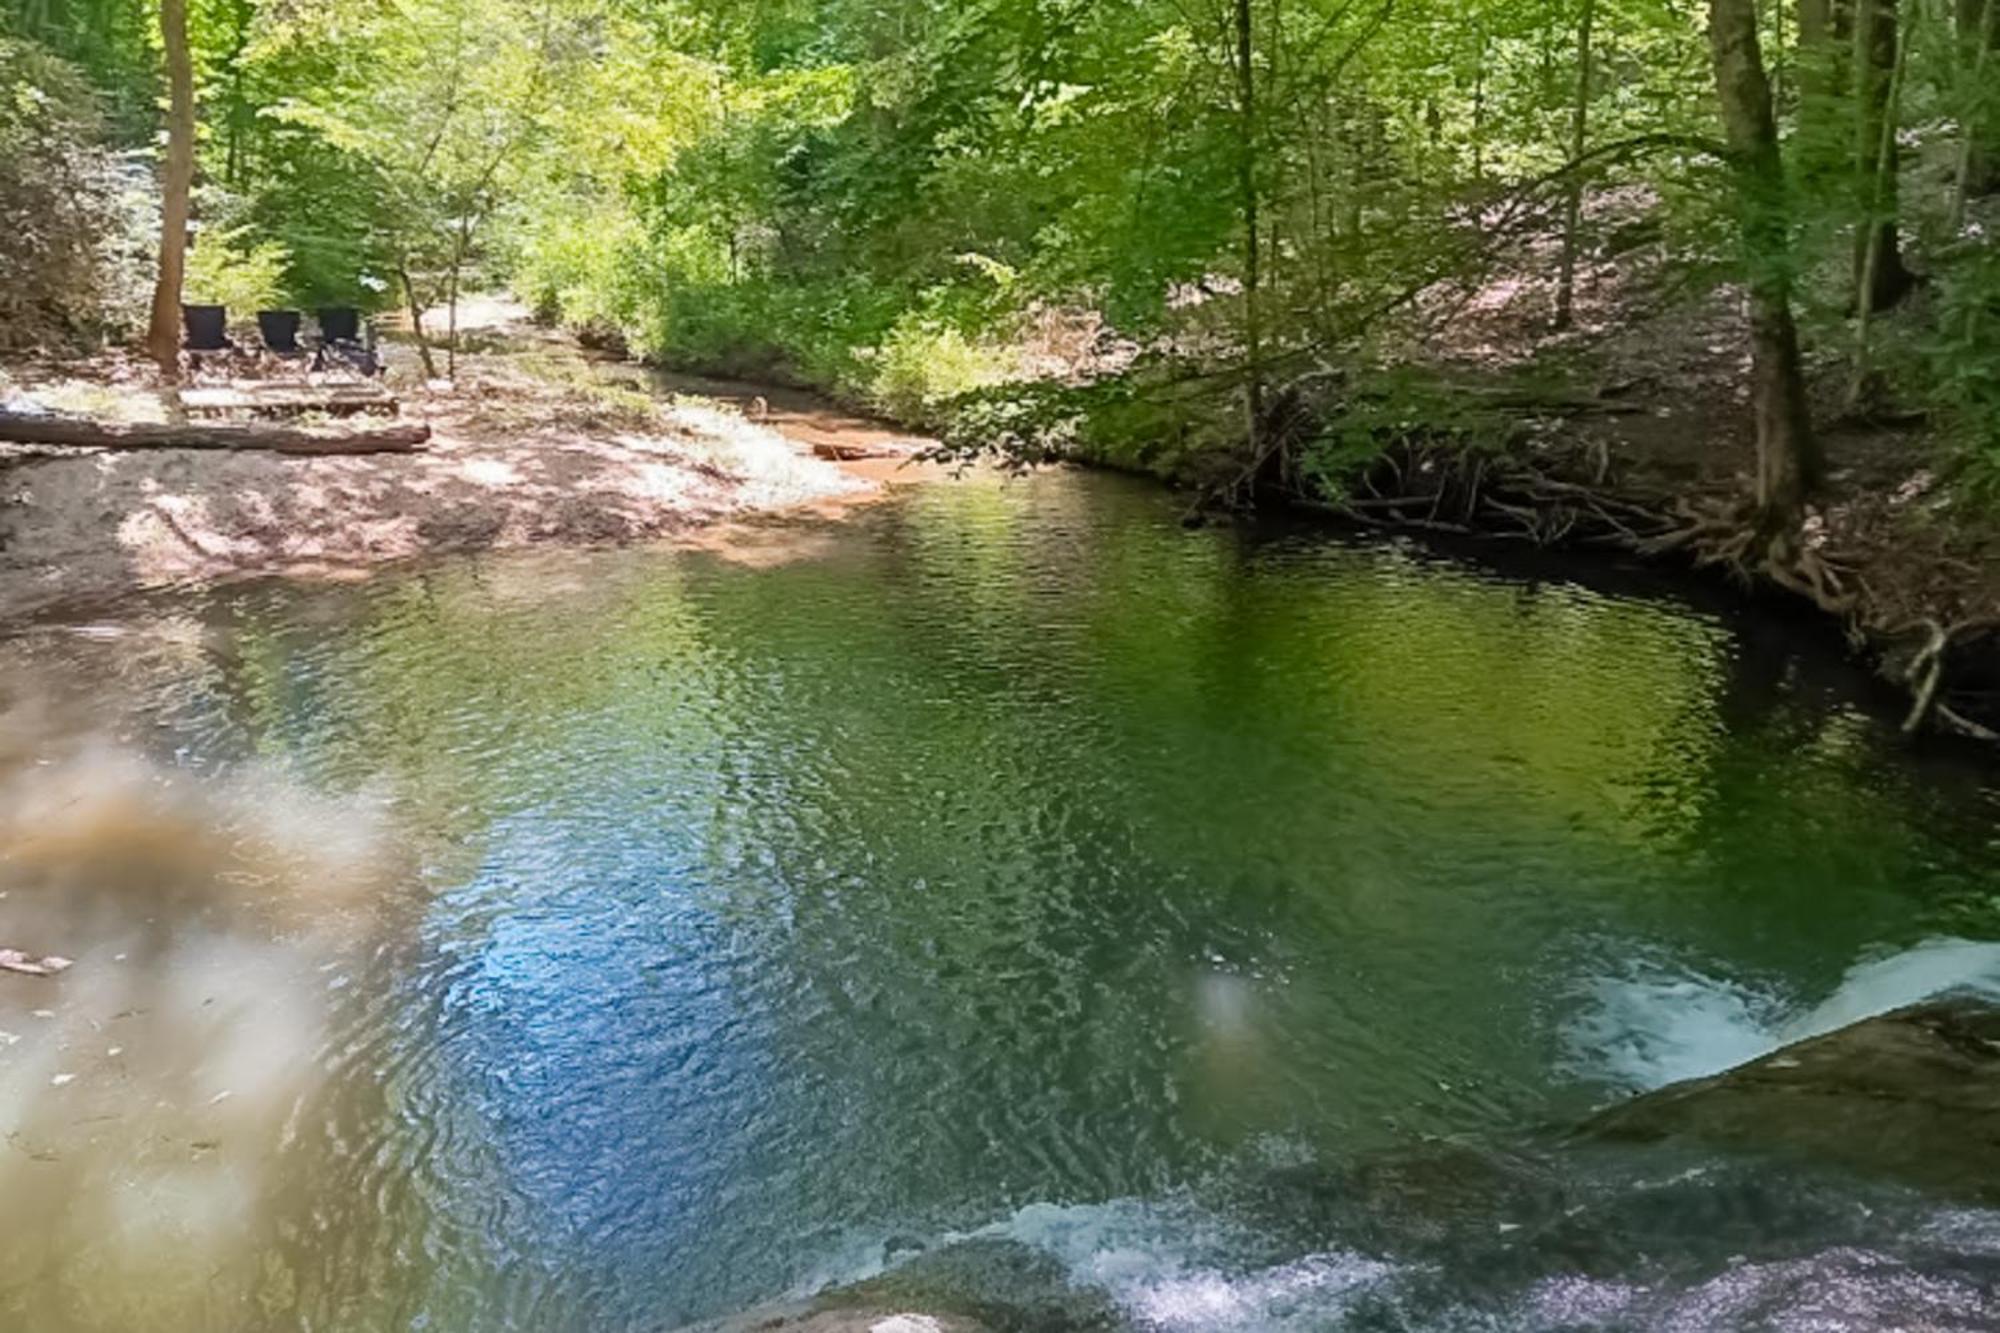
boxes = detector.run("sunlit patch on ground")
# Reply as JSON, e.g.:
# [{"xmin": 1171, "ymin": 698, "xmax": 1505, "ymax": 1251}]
[{"xmin": 0, "ymin": 303, "xmax": 884, "ymax": 619}]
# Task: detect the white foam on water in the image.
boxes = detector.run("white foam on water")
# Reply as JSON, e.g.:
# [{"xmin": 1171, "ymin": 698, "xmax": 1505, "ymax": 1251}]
[
  {"xmin": 798, "ymin": 939, "xmax": 2000, "ymax": 1329},
  {"xmin": 1121, "ymin": 1252, "xmax": 1395, "ymax": 1331},
  {"xmin": 869, "ymin": 1318, "xmax": 945, "ymax": 1333},
  {"xmin": 1565, "ymin": 962, "xmax": 1788, "ymax": 1091},
  {"xmin": 1780, "ymin": 939, "xmax": 2000, "ymax": 1042},
  {"xmin": 951, "ymin": 1198, "xmax": 1395, "ymax": 1332},
  {"xmin": 1518, "ymin": 1246, "xmax": 1999, "ymax": 1331},
  {"xmin": 797, "ymin": 1195, "xmax": 1399, "ymax": 1331},
  {"xmin": 1568, "ymin": 937, "xmax": 2000, "ymax": 1092}
]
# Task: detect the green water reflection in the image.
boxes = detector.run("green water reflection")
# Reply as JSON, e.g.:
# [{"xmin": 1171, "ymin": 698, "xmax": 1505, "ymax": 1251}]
[{"xmin": 2, "ymin": 469, "xmax": 1998, "ymax": 1331}]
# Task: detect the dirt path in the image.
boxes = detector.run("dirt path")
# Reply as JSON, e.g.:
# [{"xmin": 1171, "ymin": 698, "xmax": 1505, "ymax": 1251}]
[{"xmin": 0, "ymin": 307, "xmax": 934, "ymax": 622}]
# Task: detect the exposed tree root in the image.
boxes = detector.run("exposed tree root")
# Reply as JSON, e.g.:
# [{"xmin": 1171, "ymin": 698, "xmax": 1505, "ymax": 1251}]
[
  {"xmin": 1266, "ymin": 435, "xmax": 1999, "ymax": 743},
  {"xmin": 1901, "ymin": 619, "xmax": 1951, "ymax": 736}
]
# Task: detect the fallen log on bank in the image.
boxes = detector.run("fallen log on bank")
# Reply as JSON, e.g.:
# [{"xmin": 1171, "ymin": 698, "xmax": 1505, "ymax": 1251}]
[
  {"xmin": 812, "ymin": 439, "xmax": 916, "ymax": 462},
  {"xmin": 0, "ymin": 414, "xmax": 429, "ymax": 455}
]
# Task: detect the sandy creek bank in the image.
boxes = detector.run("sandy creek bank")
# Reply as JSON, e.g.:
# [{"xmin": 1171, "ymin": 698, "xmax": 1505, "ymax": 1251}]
[{"xmin": 0, "ymin": 303, "xmax": 938, "ymax": 623}]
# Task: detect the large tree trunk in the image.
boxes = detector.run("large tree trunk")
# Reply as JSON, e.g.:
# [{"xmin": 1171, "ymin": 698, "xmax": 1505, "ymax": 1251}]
[
  {"xmin": 1555, "ymin": 0, "xmax": 1598, "ymax": 330},
  {"xmin": 144, "ymin": 0, "xmax": 196, "ymax": 378},
  {"xmin": 1234, "ymin": 0, "xmax": 1265, "ymax": 454},
  {"xmin": 1958, "ymin": 0, "xmax": 2000, "ymax": 200},
  {"xmin": 1709, "ymin": 0, "xmax": 1821, "ymax": 522},
  {"xmin": 1851, "ymin": 0, "xmax": 1915, "ymax": 312},
  {"xmin": 1848, "ymin": 0, "xmax": 1911, "ymax": 407}
]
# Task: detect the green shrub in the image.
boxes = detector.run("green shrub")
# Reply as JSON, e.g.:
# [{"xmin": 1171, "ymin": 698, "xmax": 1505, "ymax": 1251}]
[
  {"xmin": 1928, "ymin": 237, "xmax": 2000, "ymax": 503},
  {"xmin": 868, "ymin": 316, "xmax": 1015, "ymax": 426},
  {"xmin": 184, "ymin": 225, "xmax": 294, "ymax": 315},
  {"xmin": 511, "ymin": 205, "xmax": 648, "ymax": 336},
  {"xmin": 631, "ymin": 271, "xmax": 906, "ymax": 397},
  {"xmin": 0, "ymin": 35, "xmax": 131, "ymax": 350}
]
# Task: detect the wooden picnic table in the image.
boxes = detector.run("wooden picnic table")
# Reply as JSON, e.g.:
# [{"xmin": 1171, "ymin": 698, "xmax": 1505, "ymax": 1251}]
[{"xmin": 180, "ymin": 382, "xmax": 400, "ymax": 420}]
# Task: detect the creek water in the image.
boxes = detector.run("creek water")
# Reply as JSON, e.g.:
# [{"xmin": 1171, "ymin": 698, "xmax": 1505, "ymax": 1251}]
[{"xmin": 4, "ymin": 468, "xmax": 2000, "ymax": 1331}]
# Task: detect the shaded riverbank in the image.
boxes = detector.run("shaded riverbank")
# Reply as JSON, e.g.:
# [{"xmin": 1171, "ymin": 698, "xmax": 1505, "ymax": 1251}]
[{"xmin": 1270, "ymin": 403, "xmax": 2000, "ymax": 745}]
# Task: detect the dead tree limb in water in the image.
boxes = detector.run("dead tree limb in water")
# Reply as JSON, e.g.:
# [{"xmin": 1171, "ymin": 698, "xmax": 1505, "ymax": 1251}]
[{"xmin": 0, "ymin": 415, "xmax": 431, "ymax": 455}]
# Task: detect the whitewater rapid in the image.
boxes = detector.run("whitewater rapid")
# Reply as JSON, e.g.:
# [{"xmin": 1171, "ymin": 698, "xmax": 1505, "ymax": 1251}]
[{"xmin": 1568, "ymin": 936, "xmax": 2000, "ymax": 1092}]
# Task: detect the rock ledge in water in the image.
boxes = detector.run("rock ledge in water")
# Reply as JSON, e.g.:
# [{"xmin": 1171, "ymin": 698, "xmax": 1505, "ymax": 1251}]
[
  {"xmin": 1582, "ymin": 995, "xmax": 2000, "ymax": 1198},
  {"xmin": 686, "ymin": 1312, "xmax": 987, "ymax": 1333},
  {"xmin": 674, "ymin": 1236, "xmax": 1118, "ymax": 1333}
]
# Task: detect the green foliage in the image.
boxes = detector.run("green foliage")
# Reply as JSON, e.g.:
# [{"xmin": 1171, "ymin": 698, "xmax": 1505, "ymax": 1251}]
[
  {"xmin": 1928, "ymin": 232, "xmax": 2000, "ymax": 499},
  {"xmin": 934, "ymin": 368, "xmax": 1262, "ymax": 482},
  {"xmin": 183, "ymin": 222, "xmax": 290, "ymax": 312},
  {"xmin": 870, "ymin": 315, "xmax": 1015, "ymax": 426},
  {"xmin": 0, "ymin": 0, "xmax": 155, "ymax": 133},
  {"xmin": 638, "ymin": 272, "xmax": 907, "ymax": 390},
  {"xmin": 511, "ymin": 205, "xmax": 648, "ymax": 334},
  {"xmin": 7, "ymin": 0, "xmax": 2000, "ymax": 522},
  {"xmin": 234, "ymin": 107, "xmax": 395, "ymax": 308},
  {"xmin": 512, "ymin": 0, "xmax": 1748, "ymax": 437},
  {"xmin": 0, "ymin": 32, "xmax": 139, "ymax": 349},
  {"xmin": 1298, "ymin": 371, "xmax": 1516, "ymax": 502},
  {"xmin": 241, "ymin": 0, "xmax": 634, "ymax": 338}
]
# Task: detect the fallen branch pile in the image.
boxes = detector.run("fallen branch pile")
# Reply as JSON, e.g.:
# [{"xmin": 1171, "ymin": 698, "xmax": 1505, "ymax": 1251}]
[{"xmin": 1308, "ymin": 437, "xmax": 1679, "ymax": 548}]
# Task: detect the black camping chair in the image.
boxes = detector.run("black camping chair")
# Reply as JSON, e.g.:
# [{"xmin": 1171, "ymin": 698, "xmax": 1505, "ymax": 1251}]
[
  {"xmin": 316, "ymin": 306, "xmax": 361, "ymax": 343},
  {"xmin": 258, "ymin": 309, "xmax": 305, "ymax": 355},
  {"xmin": 310, "ymin": 305, "xmax": 382, "ymax": 377},
  {"xmin": 181, "ymin": 304, "xmax": 230, "ymax": 352}
]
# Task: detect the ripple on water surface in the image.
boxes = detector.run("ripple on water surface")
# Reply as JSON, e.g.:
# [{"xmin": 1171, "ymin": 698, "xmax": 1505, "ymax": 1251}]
[{"xmin": 3, "ymin": 470, "xmax": 2000, "ymax": 1330}]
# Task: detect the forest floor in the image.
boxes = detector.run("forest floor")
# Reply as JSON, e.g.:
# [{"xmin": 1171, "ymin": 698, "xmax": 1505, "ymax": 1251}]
[{"xmin": 0, "ymin": 300, "xmax": 931, "ymax": 622}]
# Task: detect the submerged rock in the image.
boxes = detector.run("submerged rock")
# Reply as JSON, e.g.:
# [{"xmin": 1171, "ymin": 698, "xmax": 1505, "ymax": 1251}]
[
  {"xmin": 685, "ymin": 1310, "xmax": 988, "ymax": 1333},
  {"xmin": 674, "ymin": 1237, "xmax": 1120, "ymax": 1333},
  {"xmin": 689, "ymin": 1002, "xmax": 2000, "ymax": 1333},
  {"xmin": 1248, "ymin": 1140, "xmax": 1569, "ymax": 1258},
  {"xmin": 824, "ymin": 1238, "xmax": 1122, "ymax": 1332},
  {"xmin": 1582, "ymin": 996, "xmax": 2000, "ymax": 1199}
]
